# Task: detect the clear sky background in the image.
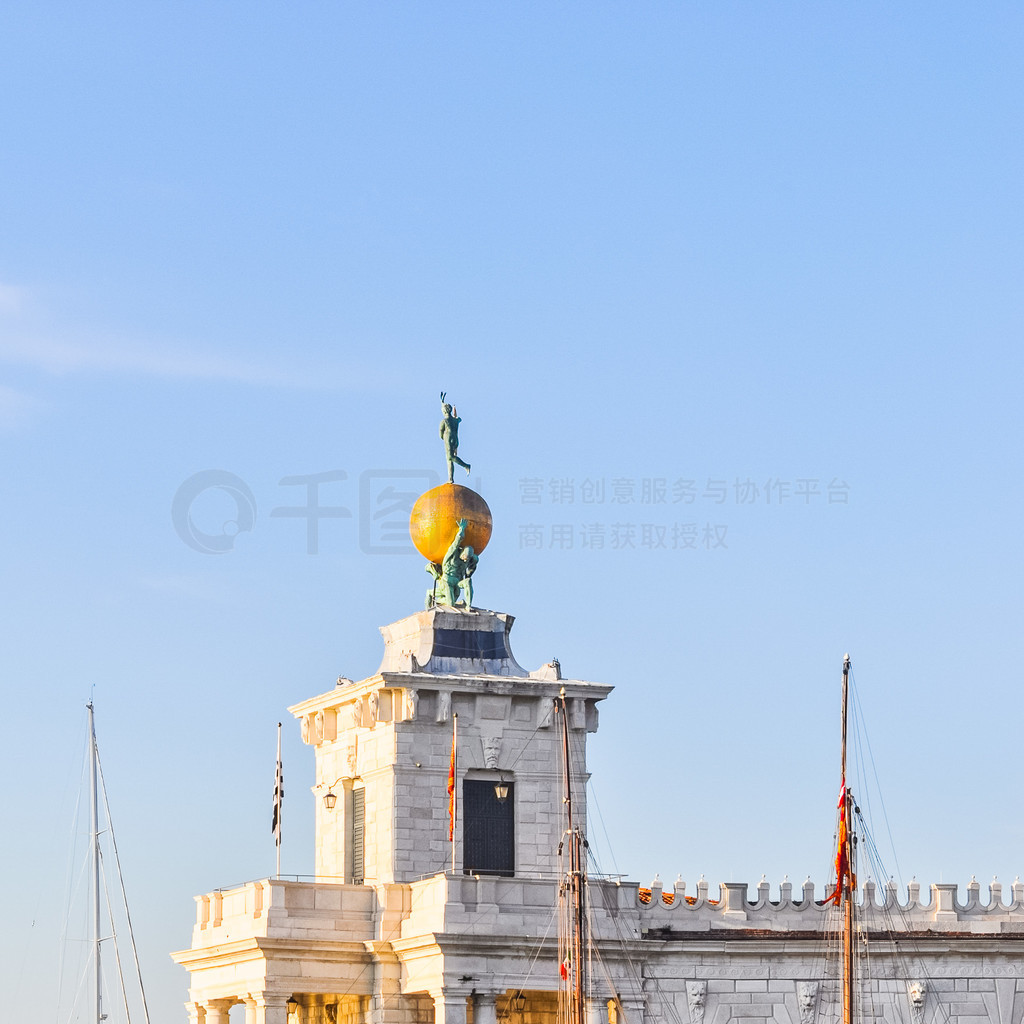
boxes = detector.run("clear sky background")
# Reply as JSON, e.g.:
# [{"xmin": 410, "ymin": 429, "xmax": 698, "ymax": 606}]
[{"xmin": 2, "ymin": 3, "xmax": 1022, "ymax": 1022}]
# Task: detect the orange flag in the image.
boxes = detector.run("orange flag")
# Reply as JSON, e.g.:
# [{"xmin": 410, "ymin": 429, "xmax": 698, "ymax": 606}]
[
  {"xmin": 447, "ymin": 733, "xmax": 456, "ymax": 842},
  {"xmin": 824, "ymin": 780, "xmax": 855, "ymax": 905}
]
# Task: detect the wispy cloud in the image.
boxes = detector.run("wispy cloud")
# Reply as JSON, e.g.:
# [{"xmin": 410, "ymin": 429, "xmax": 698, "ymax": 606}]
[
  {"xmin": 0, "ymin": 281, "xmax": 335, "ymax": 388},
  {"xmin": 0, "ymin": 333, "xmax": 324, "ymax": 387}
]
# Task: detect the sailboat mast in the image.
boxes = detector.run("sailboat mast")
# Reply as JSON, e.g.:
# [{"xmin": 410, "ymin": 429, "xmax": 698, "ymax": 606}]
[
  {"xmin": 840, "ymin": 655, "xmax": 854, "ymax": 1024},
  {"xmin": 88, "ymin": 701, "xmax": 103, "ymax": 1024},
  {"xmin": 559, "ymin": 689, "xmax": 587, "ymax": 1024}
]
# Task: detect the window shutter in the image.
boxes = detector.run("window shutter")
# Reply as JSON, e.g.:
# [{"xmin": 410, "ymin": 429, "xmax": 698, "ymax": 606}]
[
  {"xmin": 463, "ymin": 780, "xmax": 514, "ymax": 876},
  {"xmin": 350, "ymin": 788, "xmax": 365, "ymax": 885}
]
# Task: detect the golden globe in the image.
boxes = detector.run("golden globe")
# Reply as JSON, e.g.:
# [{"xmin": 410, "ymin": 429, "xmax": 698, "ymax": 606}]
[{"xmin": 409, "ymin": 483, "xmax": 492, "ymax": 565}]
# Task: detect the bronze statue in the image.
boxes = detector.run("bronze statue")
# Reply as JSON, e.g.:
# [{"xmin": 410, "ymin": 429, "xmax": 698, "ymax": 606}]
[
  {"xmin": 439, "ymin": 391, "xmax": 471, "ymax": 484},
  {"xmin": 425, "ymin": 518, "xmax": 478, "ymax": 609}
]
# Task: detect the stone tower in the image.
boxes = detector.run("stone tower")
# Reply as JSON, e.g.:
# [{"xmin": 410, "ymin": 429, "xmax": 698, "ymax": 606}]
[{"xmin": 289, "ymin": 606, "xmax": 609, "ymax": 886}]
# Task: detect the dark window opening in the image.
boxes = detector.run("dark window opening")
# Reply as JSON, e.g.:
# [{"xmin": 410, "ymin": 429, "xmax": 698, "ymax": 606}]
[{"xmin": 463, "ymin": 779, "xmax": 514, "ymax": 876}]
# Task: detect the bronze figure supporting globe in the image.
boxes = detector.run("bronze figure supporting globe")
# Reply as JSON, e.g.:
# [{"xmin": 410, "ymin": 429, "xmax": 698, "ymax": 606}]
[{"xmin": 410, "ymin": 484, "xmax": 492, "ymax": 565}]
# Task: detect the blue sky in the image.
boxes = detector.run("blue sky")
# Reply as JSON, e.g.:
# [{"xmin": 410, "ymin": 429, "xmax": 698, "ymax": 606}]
[{"xmin": 2, "ymin": 3, "xmax": 1023, "ymax": 1021}]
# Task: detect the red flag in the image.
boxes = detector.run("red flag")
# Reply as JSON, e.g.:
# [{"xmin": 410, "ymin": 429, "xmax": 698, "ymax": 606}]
[
  {"xmin": 824, "ymin": 780, "xmax": 855, "ymax": 905},
  {"xmin": 447, "ymin": 733, "xmax": 456, "ymax": 842}
]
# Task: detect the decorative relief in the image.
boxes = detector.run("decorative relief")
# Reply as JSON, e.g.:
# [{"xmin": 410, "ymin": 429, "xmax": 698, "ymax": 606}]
[
  {"xmin": 797, "ymin": 982, "xmax": 819, "ymax": 1024},
  {"xmin": 570, "ymin": 698, "xmax": 586, "ymax": 730},
  {"xmin": 314, "ymin": 708, "xmax": 336, "ymax": 742},
  {"xmin": 538, "ymin": 698, "xmax": 554, "ymax": 728},
  {"xmin": 301, "ymin": 715, "xmax": 311, "ymax": 744},
  {"xmin": 481, "ymin": 735, "xmax": 501, "ymax": 769},
  {"xmin": 686, "ymin": 981, "xmax": 707, "ymax": 1024},
  {"xmin": 345, "ymin": 741, "xmax": 357, "ymax": 777},
  {"xmin": 367, "ymin": 691, "xmax": 379, "ymax": 726},
  {"xmin": 404, "ymin": 689, "xmax": 419, "ymax": 721},
  {"xmin": 437, "ymin": 691, "xmax": 452, "ymax": 723},
  {"xmin": 346, "ymin": 701, "xmax": 362, "ymax": 731},
  {"xmin": 907, "ymin": 981, "xmax": 926, "ymax": 1024}
]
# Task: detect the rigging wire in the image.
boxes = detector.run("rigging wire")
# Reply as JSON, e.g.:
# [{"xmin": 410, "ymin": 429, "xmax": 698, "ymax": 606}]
[
  {"xmin": 586, "ymin": 780, "xmax": 622, "ymax": 879},
  {"xmin": 99, "ymin": 846, "xmax": 134, "ymax": 1024},
  {"xmin": 849, "ymin": 670, "xmax": 905, "ymax": 889},
  {"xmin": 827, "ymin": 667, "xmax": 956, "ymax": 1024},
  {"xmin": 96, "ymin": 746, "xmax": 152, "ymax": 1024}
]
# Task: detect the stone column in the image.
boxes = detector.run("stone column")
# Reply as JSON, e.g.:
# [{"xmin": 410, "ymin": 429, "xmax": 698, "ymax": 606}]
[
  {"xmin": 372, "ymin": 946, "xmax": 408, "ymax": 1024},
  {"xmin": 186, "ymin": 1004, "xmax": 207, "ymax": 1024},
  {"xmin": 246, "ymin": 995, "xmax": 292, "ymax": 1024},
  {"xmin": 618, "ymin": 997, "xmax": 645, "ymax": 1024},
  {"xmin": 474, "ymin": 991, "xmax": 499, "ymax": 1024},
  {"xmin": 204, "ymin": 1001, "xmax": 234, "ymax": 1024},
  {"xmin": 432, "ymin": 990, "xmax": 470, "ymax": 1024}
]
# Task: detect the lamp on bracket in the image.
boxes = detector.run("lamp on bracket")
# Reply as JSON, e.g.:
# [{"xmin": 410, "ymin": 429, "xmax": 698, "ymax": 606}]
[
  {"xmin": 494, "ymin": 776, "xmax": 510, "ymax": 803},
  {"xmin": 320, "ymin": 776, "xmax": 348, "ymax": 810}
]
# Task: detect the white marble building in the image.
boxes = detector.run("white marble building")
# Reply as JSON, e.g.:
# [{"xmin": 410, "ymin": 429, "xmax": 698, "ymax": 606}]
[{"xmin": 173, "ymin": 607, "xmax": 1024, "ymax": 1024}]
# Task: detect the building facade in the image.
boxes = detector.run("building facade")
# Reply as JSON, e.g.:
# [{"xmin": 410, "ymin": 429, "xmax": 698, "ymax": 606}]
[{"xmin": 173, "ymin": 607, "xmax": 1024, "ymax": 1024}]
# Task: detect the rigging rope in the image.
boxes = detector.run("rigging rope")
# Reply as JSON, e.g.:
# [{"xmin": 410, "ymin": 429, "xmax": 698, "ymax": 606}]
[{"xmin": 96, "ymin": 748, "xmax": 152, "ymax": 1024}]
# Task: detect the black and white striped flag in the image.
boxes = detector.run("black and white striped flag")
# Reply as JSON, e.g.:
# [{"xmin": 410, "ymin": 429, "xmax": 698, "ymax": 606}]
[{"xmin": 272, "ymin": 723, "xmax": 284, "ymax": 849}]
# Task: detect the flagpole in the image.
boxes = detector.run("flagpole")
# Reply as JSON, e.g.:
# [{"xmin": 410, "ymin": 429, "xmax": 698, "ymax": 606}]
[
  {"xmin": 451, "ymin": 713, "xmax": 458, "ymax": 874},
  {"xmin": 275, "ymin": 722, "xmax": 282, "ymax": 879}
]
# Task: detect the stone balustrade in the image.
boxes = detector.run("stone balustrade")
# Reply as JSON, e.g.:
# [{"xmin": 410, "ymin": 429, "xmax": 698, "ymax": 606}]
[{"xmin": 631, "ymin": 876, "xmax": 1024, "ymax": 932}]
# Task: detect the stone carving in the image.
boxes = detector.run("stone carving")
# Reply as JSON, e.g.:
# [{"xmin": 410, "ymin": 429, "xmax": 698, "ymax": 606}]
[
  {"xmin": 797, "ymin": 982, "xmax": 818, "ymax": 1024},
  {"xmin": 346, "ymin": 701, "xmax": 361, "ymax": 731},
  {"xmin": 345, "ymin": 741, "xmax": 357, "ymax": 777},
  {"xmin": 908, "ymin": 981, "xmax": 926, "ymax": 1024},
  {"xmin": 300, "ymin": 715, "xmax": 311, "ymax": 744},
  {"xmin": 439, "ymin": 392, "xmax": 471, "ymax": 483},
  {"xmin": 367, "ymin": 692, "xmax": 379, "ymax": 726},
  {"xmin": 404, "ymin": 688, "xmax": 419, "ymax": 721},
  {"xmin": 314, "ymin": 711, "xmax": 325, "ymax": 743},
  {"xmin": 538, "ymin": 698, "xmax": 554, "ymax": 728},
  {"xmin": 437, "ymin": 691, "xmax": 452, "ymax": 722},
  {"xmin": 482, "ymin": 735, "xmax": 501, "ymax": 769},
  {"xmin": 570, "ymin": 698, "xmax": 586, "ymax": 730},
  {"xmin": 686, "ymin": 981, "xmax": 707, "ymax": 1024}
]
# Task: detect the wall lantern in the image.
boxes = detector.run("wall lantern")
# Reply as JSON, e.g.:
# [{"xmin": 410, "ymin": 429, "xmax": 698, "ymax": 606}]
[
  {"xmin": 494, "ymin": 778, "xmax": 510, "ymax": 803},
  {"xmin": 321, "ymin": 776, "xmax": 347, "ymax": 810}
]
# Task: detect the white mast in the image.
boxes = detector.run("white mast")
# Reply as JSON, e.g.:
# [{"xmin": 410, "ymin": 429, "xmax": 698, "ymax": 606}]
[{"xmin": 88, "ymin": 700, "xmax": 103, "ymax": 1024}]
